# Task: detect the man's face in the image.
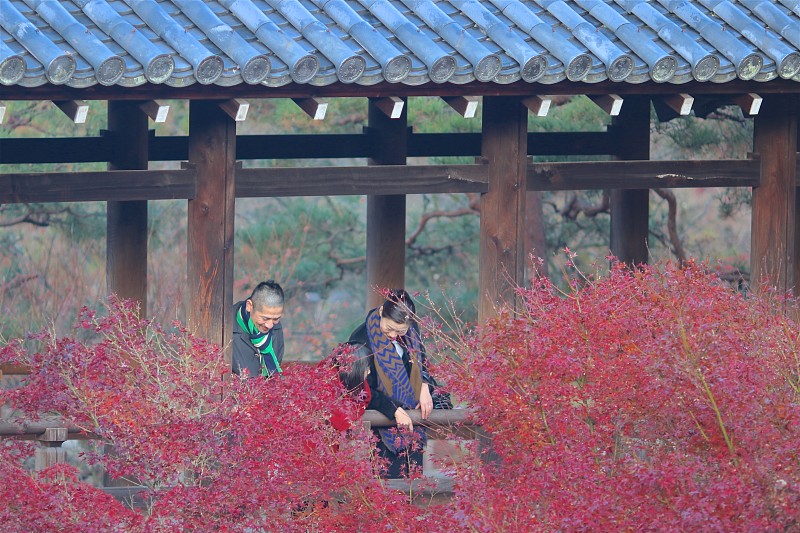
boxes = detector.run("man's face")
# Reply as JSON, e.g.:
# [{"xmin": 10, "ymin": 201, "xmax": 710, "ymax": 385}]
[{"xmin": 246, "ymin": 299, "xmax": 283, "ymax": 333}]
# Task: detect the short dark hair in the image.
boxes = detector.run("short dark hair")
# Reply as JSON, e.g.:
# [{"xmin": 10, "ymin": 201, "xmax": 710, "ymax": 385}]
[
  {"xmin": 333, "ymin": 342, "xmax": 372, "ymax": 392},
  {"xmin": 380, "ymin": 288, "xmax": 415, "ymax": 326},
  {"xmin": 249, "ymin": 280, "xmax": 284, "ymax": 309}
]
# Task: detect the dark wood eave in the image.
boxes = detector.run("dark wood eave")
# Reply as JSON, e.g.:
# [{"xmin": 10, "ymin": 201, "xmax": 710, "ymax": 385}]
[{"xmin": 1, "ymin": 78, "xmax": 799, "ymax": 102}]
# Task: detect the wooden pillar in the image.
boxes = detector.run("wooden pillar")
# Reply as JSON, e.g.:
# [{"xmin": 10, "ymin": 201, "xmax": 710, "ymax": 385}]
[
  {"xmin": 752, "ymin": 94, "xmax": 798, "ymax": 295},
  {"xmin": 366, "ymin": 98, "xmax": 407, "ymax": 310},
  {"xmin": 795, "ymin": 110, "xmax": 800, "ymax": 299},
  {"xmin": 107, "ymin": 101, "xmax": 148, "ymax": 314},
  {"xmin": 187, "ymin": 101, "xmax": 236, "ymax": 362},
  {"xmin": 610, "ymin": 96, "xmax": 651, "ymax": 266},
  {"xmin": 35, "ymin": 428, "xmax": 67, "ymax": 471},
  {"xmin": 479, "ymin": 96, "xmax": 527, "ymax": 322}
]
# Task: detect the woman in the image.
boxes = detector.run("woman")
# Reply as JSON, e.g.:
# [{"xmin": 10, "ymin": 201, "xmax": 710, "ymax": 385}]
[{"xmin": 348, "ymin": 289, "xmax": 434, "ymax": 478}]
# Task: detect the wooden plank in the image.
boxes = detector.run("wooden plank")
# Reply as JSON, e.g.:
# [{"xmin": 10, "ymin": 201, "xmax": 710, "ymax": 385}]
[
  {"xmin": 443, "ymin": 95, "xmax": 480, "ymax": 118},
  {"xmin": 236, "ymin": 164, "xmax": 488, "ymax": 197},
  {"xmin": 292, "ymin": 97, "xmax": 328, "ymax": 120},
  {"xmin": 0, "ymin": 363, "xmax": 29, "ymax": 376},
  {"xmin": 523, "ymin": 95, "xmax": 552, "ymax": 116},
  {"xmin": 527, "ymin": 159, "xmax": 761, "ymax": 191},
  {"xmin": 0, "ymin": 158, "xmax": 770, "ymax": 205},
  {"xmin": 796, "ymin": 129, "xmax": 800, "ymax": 300},
  {"xmin": 479, "ymin": 96, "xmax": 527, "ymax": 321},
  {"xmin": 107, "ymin": 101, "xmax": 149, "ymax": 317},
  {"xmin": 610, "ymin": 96, "xmax": 651, "ymax": 266},
  {"xmin": 0, "ymin": 169, "xmax": 196, "ymax": 203},
  {"xmin": 139, "ymin": 100, "xmax": 170, "ymax": 123},
  {"xmin": 187, "ymin": 101, "xmax": 236, "ymax": 363},
  {"xmin": 0, "ymin": 420, "xmax": 95, "ymax": 439},
  {"xmin": 589, "ymin": 94, "xmax": 624, "ymax": 116},
  {"xmin": 409, "ymin": 132, "xmax": 616, "ymax": 157},
  {"xmin": 53, "ymin": 99, "xmax": 89, "ymax": 123},
  {"xmin": 661, "ymin": 93, "xmax": 694, "ymax": 116},
  {"xmin": 220, "ymin": 99, "xmax": 249, "ymax": 122},
  {"xmin": 0, "ymin": 137, "xmax": 114, "ymax": 164},
  {"xmin": 1, "ymin": 131, "xmax": 616, "ymax": 165},
  {"xmin": 374, "ymin": 96, "xmax": 404, "ymax": 119},
  {"xmin": 752, "ymin": 94, "xmax": 798, "ymax": 296},
  {"xmin": 733, "ymin": 93, "xmax": 763, "ymax": 116},
  {"xmin": 5, "ymin": 76, "xmax": 797, "ymax": 102},
  {"xmin": 366, "ymin": 98, "xmax": 407, "ymax": 310}
]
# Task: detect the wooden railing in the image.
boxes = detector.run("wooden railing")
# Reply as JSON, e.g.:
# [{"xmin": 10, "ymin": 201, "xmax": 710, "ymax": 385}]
[{"xmin": 0, "ymin": 408, "xmax": 481, "ymax": 504}]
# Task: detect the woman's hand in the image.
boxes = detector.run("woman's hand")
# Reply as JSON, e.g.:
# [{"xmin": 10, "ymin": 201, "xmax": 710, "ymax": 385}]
[
  {"xmin": 417, "ymin": 383, "xmax": 433, "ymax": 419},
  {"xmin": 394, "ymin": 407, "xmax": 413, "ymax": 432}
]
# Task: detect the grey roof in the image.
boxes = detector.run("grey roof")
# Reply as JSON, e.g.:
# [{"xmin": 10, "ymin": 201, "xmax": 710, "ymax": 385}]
[{"xmin": 0, "ymin": 0, "xmax": 799, "ymax": 89}]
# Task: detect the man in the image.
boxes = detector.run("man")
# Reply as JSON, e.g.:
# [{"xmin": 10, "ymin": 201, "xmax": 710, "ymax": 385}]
[{"xmin": 232, "ymin": 280, "xmax": 285, "ymax": 378}]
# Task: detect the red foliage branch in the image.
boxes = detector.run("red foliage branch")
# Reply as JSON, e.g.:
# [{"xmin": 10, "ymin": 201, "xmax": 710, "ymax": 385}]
[
  {"xmin": 435, "ymin": 259, "xmax": 800, "ymax": 531},
  {"xmin": 3, "ymin": 263, "xmax": 800, "ymax": 531},
  {"xmin": 0, "ymin": 297, "xmax": 442, "ymax": 532}
]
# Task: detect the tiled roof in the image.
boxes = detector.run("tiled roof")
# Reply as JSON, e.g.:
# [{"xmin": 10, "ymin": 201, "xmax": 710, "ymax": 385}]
[{"xmin": 0, "ymin": 0, "xmax": 798, "ymax": 89}]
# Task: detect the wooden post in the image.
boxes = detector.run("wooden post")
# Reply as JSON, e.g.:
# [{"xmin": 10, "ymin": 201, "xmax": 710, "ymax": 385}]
[
  {"xmin": 187, "ymin": 101, "xmax": 236, "ymax": 364},
  {"xmin": 479, "ymin": 96, "xmax": 527, "ymax": 322},
  {"xmin": 366, "ymin": 98, "xmax": 407, "ymax": 310},
  {"xmin": 796, "ymin": 116, "xmax": 800, "ymax": 300},
  {"xmin": 107, "ymin": 101, "xmax": 148, "ymax": 316},
  {"xmin": 106, "ymin": 101, "xmax": 150, "ymax": 488},
  {"xmin": 752, "ymin": 94, "xmax": 798, "ymax": 296},
  {"xmin": 35, "ymin": 428, "xmax": 67, "ymax": 471},
  {"xmin": 610, "ymin": 96, "xmax": 651, "ymax": 266}
]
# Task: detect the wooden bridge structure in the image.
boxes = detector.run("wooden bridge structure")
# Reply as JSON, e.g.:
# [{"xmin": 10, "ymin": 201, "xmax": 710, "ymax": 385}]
[{"xmin": 1, "ymin": 0, "xmax": 799, "ymax": 499}]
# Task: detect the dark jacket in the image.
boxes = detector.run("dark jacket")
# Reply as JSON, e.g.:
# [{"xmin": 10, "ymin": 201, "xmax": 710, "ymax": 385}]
[
  {"xmin": 232, "ymin": 300, "xmax": 285, "ymax": 378},
  {"xmin": 348, "ymin": 317, "xmax": 434, "ymax": 421}
]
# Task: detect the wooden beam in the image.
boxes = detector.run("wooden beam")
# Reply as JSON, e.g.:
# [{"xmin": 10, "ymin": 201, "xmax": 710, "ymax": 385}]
[
  {"xmin": 107, "ymin": 101, "xmax": 149, "ymax": 317},
  {"xmin": 661, "ymin": 93, "xmax": 694, "ymax": 116},
  {"xmin": 237, "ymin": 163, "xmax": 487, "ymax": 197},
  {"xmin": 53, "ymin": 99, "xmax": 89, "ymax": 123},
  {"xmin": 589, "ymin": 94, "xmax": 624, "ymax": 116},
  {"xmin": 0, "ymin": 169, "xmax": 195, "ymax": 203},
  {"xmin": 752, "ymin": 94, "xmax": 797, "ymax": 295},
  {"xmin": 0, "ymin": 363, "xmax": 29, "ymax": 376},
  {"xmin": 4, "ymin": 75, "xmax": 800, "ymax": 101},
  {"xmin": 527, "ymin": 159, "xmax": 761, "ymax": 191},
  {"xmin": 366, "ymin": 97, "xmax": 407, "ymax": 310},
  {"xmin": 220, "ymin": 99, "xmax": 249, "ymax": 122},
  {"xmin": 0, "ymin": 158, "xmax": 771, "ymax": 205},
  {"xmin": 443, "ymin": 95, "xmax": 480, "ymax": 118},
  {"xmin": 522, "ymin": 95, "xmax": 552, "ymax": 117},
  {"xmin": 0, "ymin": 131, "xmax": 617, "ymax": 165},
  {"xmin": 139, "ymin": 100, "xmax": 170, "ymax": 123},
  {"xmin": 610, "ymin": 96, "xmax": 651, "ymax": 266},
  {"xmin": 187, "ymin": 101, "xmax": 236, "ymax": 364},
  {"xmin": 374, "ymin": 96, "xmax": 404, "ymax": 119},
  {"xmin": 733, "ymin": 93, "xmax": 763, "ymax": 116},
  {"xmin": 0, "ymin": 137, "xmax": 114, "ymax": 164},
  {"xmin": 479, "ymin": 96, "xmax": 527, "ymax": 321},
  {"xmin": 292, "ymin": 97, "xmax": 327, "ymax": 120}
]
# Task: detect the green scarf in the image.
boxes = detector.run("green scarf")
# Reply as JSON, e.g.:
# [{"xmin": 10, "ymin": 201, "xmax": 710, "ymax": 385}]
[{"xmin": 237, "ymin": 303, "xmax": 282, "ymax": 377}]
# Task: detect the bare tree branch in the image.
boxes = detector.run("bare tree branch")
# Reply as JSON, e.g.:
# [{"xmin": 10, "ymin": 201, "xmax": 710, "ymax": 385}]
[
  {"xmin": 560, "ymin": 191, "xmax": 610, "ymax": 220},
  {"xmin": 0, "ymin": 205, "xmax": 75, "ymax": 228},
  {"xmin": 653, "ymin": 188, "xmax": 687, "ymax": 264}
]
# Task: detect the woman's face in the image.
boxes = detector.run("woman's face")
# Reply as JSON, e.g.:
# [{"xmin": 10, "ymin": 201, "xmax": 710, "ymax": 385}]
[{"xmin": 380, "ymin": 316, "xmax": 409, "ymax": 340}]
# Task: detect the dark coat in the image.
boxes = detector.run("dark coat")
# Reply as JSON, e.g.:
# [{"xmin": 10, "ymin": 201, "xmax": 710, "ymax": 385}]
[
  {"xmin": 348, "ymin": 315, "xmax": 434, "ymax": 421},
  {"xmin": 232, "ymin": 300, "xmax": 285, "ymax": 378}
]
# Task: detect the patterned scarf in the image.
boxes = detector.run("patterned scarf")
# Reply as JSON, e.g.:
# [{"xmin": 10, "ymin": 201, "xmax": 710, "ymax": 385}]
[
  {"xmin": 366, "ymin": 308, "xmax": 426, "ymax": 453},
  {"xmin": 236, "ymin": 303, "xmax": 282, "ymax": 377}
]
